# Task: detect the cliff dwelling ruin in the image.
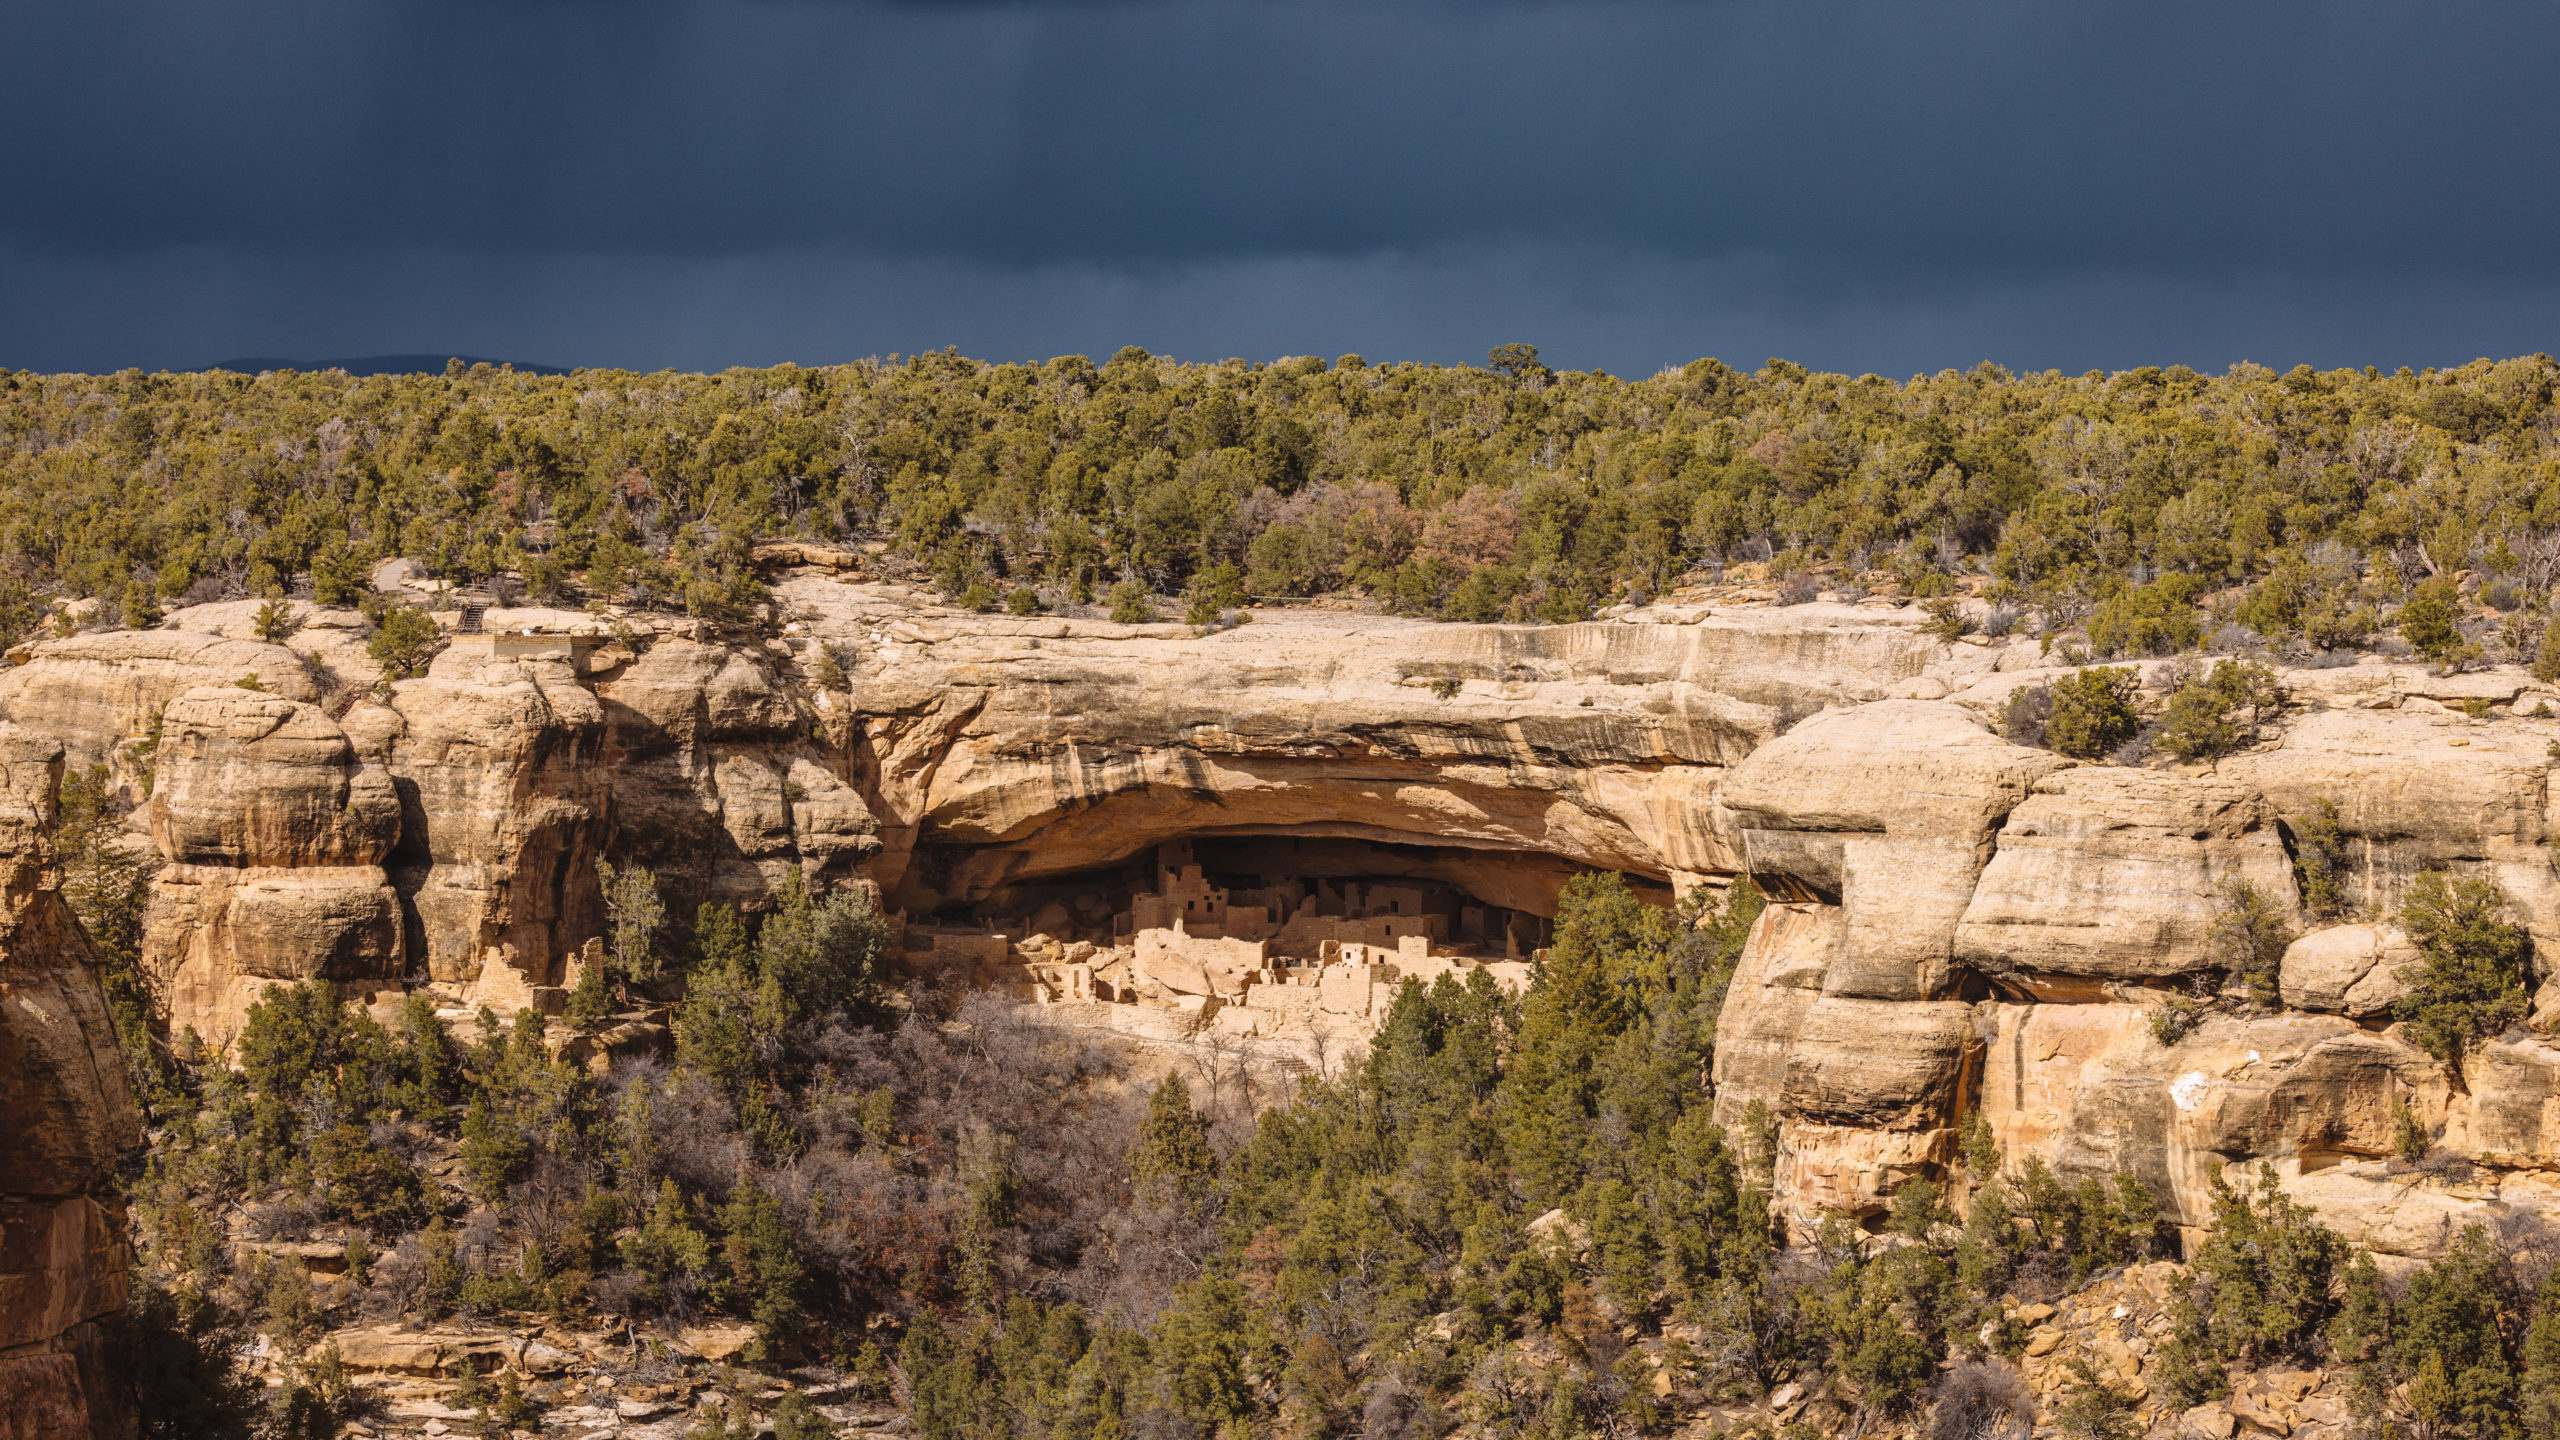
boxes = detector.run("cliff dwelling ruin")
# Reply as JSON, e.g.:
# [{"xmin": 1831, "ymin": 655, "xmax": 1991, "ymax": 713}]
[{"xmin": 891, "ymin": 834, "xmax": 1664, "ymax": 1065}]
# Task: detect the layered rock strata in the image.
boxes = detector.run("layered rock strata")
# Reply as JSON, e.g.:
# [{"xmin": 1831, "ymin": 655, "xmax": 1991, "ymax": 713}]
[
  {"xmin": 141, "ymin": 689, "xmax": 405, "ymax": 1042},
  {"xmin": 819, "ymin": 586, "xmax": 1957, "ymax": 915},
  {"xmin": 5, "ymin": 588, "xmax": 1974, "ymax": 1038},
  {"xmin": 1708, "ymin": 696, "xmax": 2560, "ymax": 1259},
  {"xmin": 16, "ymin": 575, "xmax": 2560, "ymax": 1258}
]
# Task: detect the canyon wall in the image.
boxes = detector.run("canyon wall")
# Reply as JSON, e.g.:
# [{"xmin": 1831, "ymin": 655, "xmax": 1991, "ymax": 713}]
[
  {"xmin": 0, "ymin": 584, "xmax": 1972, "ymax": 1042},
  {"xmin": 0, "ymin": 726, "xmax": 140, "ymax": 1440},
  {"xmin": 1707, "ymin": 692, "xmax": 2560, "ymax": 1259},
  {"xmin": 12, "ymin": 572, "xmax": 2560, "ymax": 1268}
]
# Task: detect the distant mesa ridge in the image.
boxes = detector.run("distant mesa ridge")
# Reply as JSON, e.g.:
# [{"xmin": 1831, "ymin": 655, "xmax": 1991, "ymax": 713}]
[{"xmin": 203, "ymin": 353, "xmax": 572, "ymax": 376}]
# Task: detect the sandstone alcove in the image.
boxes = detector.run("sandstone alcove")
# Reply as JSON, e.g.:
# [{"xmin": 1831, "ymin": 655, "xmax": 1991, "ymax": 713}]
[
  {"xmin": 880, "ymin": 826, "xmax": 1689, "ymax": 1055},
  {"xmin": 907, "ymin": 829, "xmax": 1678, "ymax": 945}
]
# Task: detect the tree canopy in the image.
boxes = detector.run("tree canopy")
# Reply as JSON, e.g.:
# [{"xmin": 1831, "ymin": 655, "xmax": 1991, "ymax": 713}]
[{"xmin": 8, "ymin": 351, "xmax": 2560, "ymax": 634}]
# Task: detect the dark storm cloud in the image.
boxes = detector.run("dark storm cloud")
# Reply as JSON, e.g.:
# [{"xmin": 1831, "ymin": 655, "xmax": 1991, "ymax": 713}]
[{"xmin": 3, "ymin": 1, "xmax": 2558, "ymax": 373}]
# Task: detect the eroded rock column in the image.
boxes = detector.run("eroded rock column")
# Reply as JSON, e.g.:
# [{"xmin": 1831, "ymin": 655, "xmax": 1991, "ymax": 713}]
[{"xmin": 141, "ymin": 688, "xmax": 404, "ymax": 1042}]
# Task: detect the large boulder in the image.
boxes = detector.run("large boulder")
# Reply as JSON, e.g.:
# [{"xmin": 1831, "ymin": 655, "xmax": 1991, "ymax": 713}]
[
  {"xmin": 2277, "ymin": 1160, "xmax": 2560, "ymax": 1261},
  {"xmin": 786, "ymin": 756, "xmax": 882, "ymax": 869},
  {"xmin": 596, "ymin": 638, "xmax": 880, "ymax": 911},
  {"xmin": 1780, "ymin": 997, "xmax": 1980, "ymax": 1130},
  {"xmin": 147, "ymin": 865, "xmax": 408, "ymax": 1041},
  {"xmin": 1706, "ymin": 903, "xmax": 1835, "ymax": 1117},
  {"xmin": 147, "ymin": 690, "xmax": 397, "ymax": 868},
  {"xmin": 1977, "ymin": 1002, "xmax": 2448, "ymax": 1244},
  {"xmin": 1720, "ymin": 701, "xmax": 2063, "ymax": 999},
  {"xmin": 2279, "ymin": 924, "xmax": 2418, "ymax": 1016},
  {"xmin": 1956, "ymin": 769, "xmax": 2299, "ymax": 985},
  {"xmin": 2221, "ymin": 710, "xmax": 2560, "ymax": 939},
  {"xmin": 2467, "ymin": 1034, "xmax": 2560, "ymax": 1167}
]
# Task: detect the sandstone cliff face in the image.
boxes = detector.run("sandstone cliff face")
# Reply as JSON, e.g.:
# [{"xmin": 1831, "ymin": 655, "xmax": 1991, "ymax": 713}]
[
  {"xmin": 366, "ymin": 641, "xmax": 611, "ymax": 991},
  {"xmin": 20, "ymin": 579, "xmax": 2560, "ymax": 1263},
  {"xmin": 0, "ymin": 723, "xmax": 141, "ymax": 1440},
  {"xmin": 1720, "ymin": 701, "xmax": 2064, "ymax": 1001},
  {"xmin": 0, "ymin": 630, "xmax": 320, "ymax": 783},
  {"xmin": 140, "ymin": 689, "xmax": 406, "ymax": 1042},
  {"xmin": 2, "ymin": 611, "xmax": 889, "ymax": 1037},
  {"xmin": 2, "ymin": 589, "xmax": 1982, "ymax": 1040},
  {"xmin": 798, "ymin": 581, "xmax": 1976, "ymax": 918},
  {"xmin": 1705, "ymin": 682, "xmax": 2560, "ymax": 1259},
  {"xmin": 596, "ymin": 635, "xmax": 877, "ymax": 910}
]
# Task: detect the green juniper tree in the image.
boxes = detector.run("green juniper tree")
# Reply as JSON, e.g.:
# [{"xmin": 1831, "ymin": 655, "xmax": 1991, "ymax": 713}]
[
  {"xmin": 2044, "ymin": 667, "xmax": 2142, "ymax": 760},
  {"xmin": 2393, "ymin": 869, "xmax": 2532, "ymax": 1069}
]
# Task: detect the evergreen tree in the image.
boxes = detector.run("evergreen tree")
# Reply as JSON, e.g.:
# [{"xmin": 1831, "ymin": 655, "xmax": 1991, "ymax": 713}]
[
  {"xmin": 1131, "ymin": 1073, "xmax": 1216, "ymax": 1205},
  {"xmin": 2043, "ymin": 666, "xmax": 2142, "ymax": 760},
  {"xmin": 2400, "ymin": 579, "xmax": 2474, "ymax": 668},
  {"xmin": 2394, "ymin": 869, "xmax": 2532, "ymax": 1068}
]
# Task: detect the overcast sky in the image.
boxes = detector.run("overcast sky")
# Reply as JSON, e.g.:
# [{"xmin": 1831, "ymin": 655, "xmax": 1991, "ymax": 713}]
[{"xmin": 6, "ymin": 1, "xmax": 2558, "ymax": 376}]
